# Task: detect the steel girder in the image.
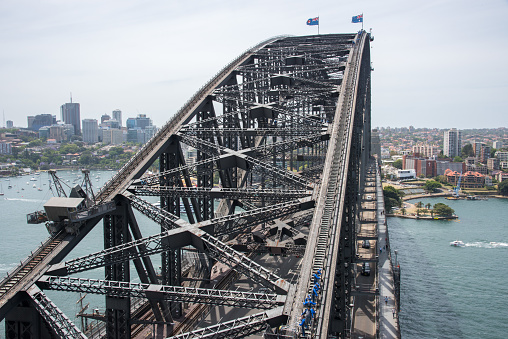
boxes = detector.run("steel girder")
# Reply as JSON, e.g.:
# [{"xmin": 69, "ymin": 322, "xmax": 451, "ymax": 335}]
[
  {"xmin": 170, "ymin": 307, "xmax": 286, "ymax": 339},
  {"xmin": 27, "ymin": 286, "xmax": 87, "ymax": 339},
  {"xmin": 46, "ymin": 226, "xmax": 292, "ymax": 293},
  {"xmin": 130, "ymin": 186, "xmax": 312, "ymax": 201},
  {"xmin": 37, "ymin": 276, "xmax": 285, "ymax": 310},
  {"xmin": 0, "ymin": 33, "xmax": 372, "ymax": 339}
]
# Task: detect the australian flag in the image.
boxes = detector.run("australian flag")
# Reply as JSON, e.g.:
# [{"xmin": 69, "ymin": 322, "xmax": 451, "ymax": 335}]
[
  {"xmin": 352, "ymin": 14, "xmax": 363, "ymax": 23},
  {"xmin": 307, "ymin": 17, "xmax": 319, "ymax": 26}
]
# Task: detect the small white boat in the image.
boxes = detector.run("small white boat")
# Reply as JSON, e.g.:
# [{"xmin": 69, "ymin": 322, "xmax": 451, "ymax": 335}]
[
  {"xmin": 450, "ymin": 240, "xmax": 465, "ymax": 247},
  {"xmin": 30, "ymin": 177, "xmax": 37, "ymax": 181}
]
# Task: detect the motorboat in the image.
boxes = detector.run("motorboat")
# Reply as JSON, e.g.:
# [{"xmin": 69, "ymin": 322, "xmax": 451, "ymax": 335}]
[{"xmin": 450, "ymin": 240, "xmax": 465, "ymax": 247}]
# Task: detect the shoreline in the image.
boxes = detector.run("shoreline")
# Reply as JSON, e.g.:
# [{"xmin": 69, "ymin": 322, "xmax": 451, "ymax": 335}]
[{"xmin": 387, "ymin": 213, "xmax": 458, "ymax": 220}]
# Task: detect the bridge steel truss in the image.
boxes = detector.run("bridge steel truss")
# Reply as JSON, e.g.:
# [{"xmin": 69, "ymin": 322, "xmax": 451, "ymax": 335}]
[{"xmin": 0, "ymin": 32, "xmax": 372, "ymax": 339}]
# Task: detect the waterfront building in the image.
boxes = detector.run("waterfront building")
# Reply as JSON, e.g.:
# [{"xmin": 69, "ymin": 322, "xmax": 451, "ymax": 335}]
[
  {"xmin": 443, "ymin": 128, "xmax": 462, "ymax": 158},
  {"xmin": 445, "ymin": 169, "xmax": 485, "ymax": 188},
  {"xmin": 112, "ymin": 109, "xmax": 122, "ymax": 127},
  {"xmin": 82, "ymin": 119, "xmax": 99, "ymax": 144},
  {"xmin": 0, "ymin": 142, "xmax": 12, "ymax": 155},
  {"xmin": 61, "ymin": 100, "xmax": 81, "ymax": 135}
]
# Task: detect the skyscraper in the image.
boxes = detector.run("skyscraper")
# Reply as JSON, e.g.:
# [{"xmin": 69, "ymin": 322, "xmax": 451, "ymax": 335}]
[
  {"xmin": 443, "ymin": 128, "xmax": 462, "ymax": 158},
  {"xmin": 82, "ymin": 119, "xmax": 99, "ymax": 144},
  {"xmin": 61, "ymin": 96, "xmax": 81, "ymax": 135},
  {"xmin": 112, "ymin": 109, "xmax": 122, "ymax": 127}
]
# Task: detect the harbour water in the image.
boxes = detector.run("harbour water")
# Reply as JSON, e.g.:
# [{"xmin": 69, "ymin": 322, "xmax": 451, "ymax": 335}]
[
  {"xmin": 1, "ymin": 175, "xmax": 507, "ymax": 337},
  {"xmin": 0, "ymin": 170, "xmax": 161, "ymax": 334},
  {"xmin": 389, "ymin": 197, "xmax": 508, "ymax": 339}
]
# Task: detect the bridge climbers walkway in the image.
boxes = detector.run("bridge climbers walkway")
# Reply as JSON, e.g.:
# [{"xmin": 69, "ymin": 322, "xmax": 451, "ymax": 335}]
[{"xmin": 375, "ymin": 162, "xmax": 401, "ymax": 338}]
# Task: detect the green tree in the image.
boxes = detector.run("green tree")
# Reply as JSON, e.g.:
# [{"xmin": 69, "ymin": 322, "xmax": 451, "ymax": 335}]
[
  {"xmin": 461, "ymin": 143, "xmax": 474, "ymax": 158},
  {"xmin": 425, "ymin": 203, "xmax": 432, "ymax": 210},
  {"xmin": 401, "ymin": 207, "xmax": 406, "ymax": 215},
  {"xmin": 392, "ymin": 159, "xmax": 403, "ymax": 169},
  {"xmin": 498, "ymin": 180, "xmax": 508, "ymax": 196},
  {"xmin": 59, "ymin": 143, "xmax": 80, "ymax": 154},
  {"xmin": 433, "ymin": 203, "xmax": 455, "ymax": 216},
  {"xmin": 415, "ymin": 201, "xmax": 424, "ymax": 209},
  {"xmin": 424, "ymin": 180, "xmax": 442, "ymax": 192},
  {"xmin": 453, "ymin": 156, "xmax": 463, "ymax": 163},
  {"xmin": 383, "ymin": 186, "xmax": 404, "ymax": 212}
]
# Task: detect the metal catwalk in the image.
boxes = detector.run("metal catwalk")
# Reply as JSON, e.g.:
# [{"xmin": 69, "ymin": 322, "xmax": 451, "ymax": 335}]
[{"xmin": 0, "ymin": 32, "xmax": 372, "ymax": 338}]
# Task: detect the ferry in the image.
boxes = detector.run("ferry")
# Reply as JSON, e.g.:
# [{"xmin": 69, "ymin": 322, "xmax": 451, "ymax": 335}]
[{"xmin": 450, "ymin": 240, "xmax": 465, "ymax": 247}]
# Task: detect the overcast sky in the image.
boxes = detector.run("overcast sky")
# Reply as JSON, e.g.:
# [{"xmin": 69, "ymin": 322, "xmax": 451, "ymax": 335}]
[{"xmin": 1, "ymin": 0, "xmax": 507, "ymax": 130}]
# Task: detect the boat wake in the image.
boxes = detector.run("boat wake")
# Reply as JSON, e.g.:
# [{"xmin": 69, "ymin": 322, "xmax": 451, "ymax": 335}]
[
  {"xmin": 465, "ymin": 241, "xmax": 508, "ymax": 249},
  {"xmin": 4, "ymin": 197, "xmax": 45, "ymax": 203}
]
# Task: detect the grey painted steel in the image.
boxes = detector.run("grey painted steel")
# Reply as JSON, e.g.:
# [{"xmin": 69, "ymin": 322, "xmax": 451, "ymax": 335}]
[
  {"xmin": 37, "ymin": 276, "xmax": 285, "ymax": 310},
  {"xmin": 0, "ymin": 33, "xmax": 372, "ymax": 339},
  {"xmin": 27, "ymin": 285, "xmax": 87, "ymax": 339},
  {"xmin": 170, "ymin": 307, "xmax": 286, "ymax": 339}
]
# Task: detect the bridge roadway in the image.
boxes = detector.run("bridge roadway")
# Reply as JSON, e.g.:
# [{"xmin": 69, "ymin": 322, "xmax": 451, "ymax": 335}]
[{"xmin": 0, "ymin": 32, "xmax": 373, "ymax": 339}]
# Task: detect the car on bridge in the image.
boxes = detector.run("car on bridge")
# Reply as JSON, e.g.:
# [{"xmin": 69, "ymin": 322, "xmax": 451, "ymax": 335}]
[
  {"xmin": 361, "ymin": 262, "xmax": 371, "ymax": 276},
  {"xmin": 362, "ymin": 240, "xmax": 370, "ymax": 249}
]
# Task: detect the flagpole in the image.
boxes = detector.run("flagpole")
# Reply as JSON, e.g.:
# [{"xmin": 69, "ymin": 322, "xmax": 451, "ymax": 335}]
[
  {"xmin": 318, "ymin": 16, "xmax": 320, "ymax": 34},
  {"xmin": 362, "ymin": 13, "xmax": 364, "ymax": 31}
]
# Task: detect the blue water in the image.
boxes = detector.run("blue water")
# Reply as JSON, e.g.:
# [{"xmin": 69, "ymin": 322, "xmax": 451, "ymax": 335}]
[
  {"xmin": 0, "ymin": 170, "xmax": 162, "ymax": 334},
  {"xmin": 1, "ymin": 175, "xmax": 507, "ymax": 338},
  {"xmin": 388, "ymin": 197, "xmax": 508, "ymax": 339}
]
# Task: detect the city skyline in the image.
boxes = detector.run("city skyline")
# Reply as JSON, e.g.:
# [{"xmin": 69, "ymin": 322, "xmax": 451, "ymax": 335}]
[{"xmin": 1, "ymin": 0, "xmax": 507, "ymax": 129}]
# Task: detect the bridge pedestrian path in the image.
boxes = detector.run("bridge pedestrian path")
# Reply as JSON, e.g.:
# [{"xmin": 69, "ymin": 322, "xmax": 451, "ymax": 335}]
[{"xmin": 375, "ymin": 164, "xmax": 400, "ymax": 339}]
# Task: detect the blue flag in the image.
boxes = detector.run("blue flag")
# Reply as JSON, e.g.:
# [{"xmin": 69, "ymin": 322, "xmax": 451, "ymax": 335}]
[
  {"xmin": 306, "ymin": 17, "xmax": 319, "ymax": 26},
  {"xmin": 352, "ymin": 14, "xmax": 363, "ymax": 23}
]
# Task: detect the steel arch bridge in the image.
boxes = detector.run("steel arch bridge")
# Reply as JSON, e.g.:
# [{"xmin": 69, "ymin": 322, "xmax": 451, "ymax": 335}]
[{"xmin": 0, "ymin": 32, "xmax": 372, "ymax": 338}]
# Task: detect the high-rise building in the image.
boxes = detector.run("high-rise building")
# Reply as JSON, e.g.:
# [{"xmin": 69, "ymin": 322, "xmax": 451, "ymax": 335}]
[
  {"xmin": 61, "ymin": 99, "xmax": 81, "ymax": 135},
  {"xmin": 28, "ymin": 114, "xmax": 56, "ymax": 131},
  {"xmin": 443, "ymin": 128, "xmax": 462, "ymax": 158},
  {"xmin": 6, "ymin": 120, "xmax": 13, "ymax": 128},
  {"xmin": 82, "ymin": 119, "xmax": 99, "ymax": 144},
  {"xmin": 112, "ymin": 109, "xmax": 122, "ymax": 127},
  {"xmin": 101, "ymin": 114, "xmax": 111, "ymax": 124},
  {"xmin": 102, "ymin": 129, "xmax": 123, "ymax": 145},
  {"xmin": 474, "ymin": 142, "xmax": 491, "ymax": 163},
  {"xmin": 493, "ymin": 141, "xmax": 503, "ymax": 149}
]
